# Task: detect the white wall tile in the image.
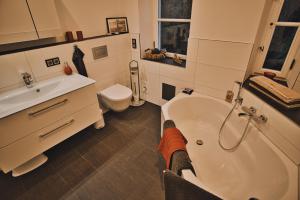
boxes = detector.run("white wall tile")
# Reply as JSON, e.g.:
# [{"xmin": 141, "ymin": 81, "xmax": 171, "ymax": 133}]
[
  {"xmin": 0, "ymin": 34, "xmax": 132, "ymax": 94},
  {"xmin": 241, "ymin": 90, "xmax": 300, "ymax": 164},
  {"xmin": 131, "ymin": 51, "xmax": 141, "ymax": 61},
  {"xmin": 240, "ymin": 89, "xmax": 264, "ymax": 111},
  {"xmin": 160, "ymin": 75, "xmax": 194, "ymax": 98},
  {"xmin": 142, "ymin": 60, "xmax": 160, "ymax": 74},
  {"xmin": 186, "ymin": 38, "xmax": 199, "ymax": 62},
  {"xmin": 195, "ymin": 63, "xmax": 245, "ymax": 91},
  {"xmin": 75, "ymin": 39, "xmax": 106, "ymax": 64},
  {"xmin": 190, "ymin": 0, "xmax": 265, "ymax": 43},
  {"xmin": 260, "ymin": 103, "xmax": 300, "ymax": 152},
  {"xmin": 144, "ymin": 72, "xmax": 160, "ymax": 105},
  {"xmin": 194, "ymin": 83, "xmax": 226, "ymax": 100},
  {"xmin": 197, "ymin": 40, "xmax": 253, "ymax": 71},
  {"xmin": 0, "ymin": 52, "xmax": 32, "ymax": 90},
  {"xmin": 25, "ymin": 43, "xmax": 77, "ymax": 81},
  {"xmin": 159, "ymin": 61, "xmax": 196, "ymax": 83},
  {"xmin": 117, "ymin": 50, "xmax": 132, "ymax": 72},
  {"xmin": 117, "ymin": 70, "xmax": 130, "ymax": 88}
]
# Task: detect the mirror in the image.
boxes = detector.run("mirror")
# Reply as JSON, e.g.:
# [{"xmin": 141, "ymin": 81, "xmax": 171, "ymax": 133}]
[
  {"xmin": 0, "ymin": 0, "xmax": 38, "ymax": 44},
  {"xmin": 0, "ymin": 0, "xmax": 65, "ymax": 51},
  {"xmin": 0, "ymin": 0, "xmax": 128, "ymax": 54}
]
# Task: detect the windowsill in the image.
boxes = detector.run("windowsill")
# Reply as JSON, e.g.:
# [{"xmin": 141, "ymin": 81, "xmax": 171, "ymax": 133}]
[
  {"xmin": 243, "ymin": 77, "xmax": 300, "ymax": 126},
  {"xmin": 142, "ymin": 57, "xmax": 186, "ymax": 68}
]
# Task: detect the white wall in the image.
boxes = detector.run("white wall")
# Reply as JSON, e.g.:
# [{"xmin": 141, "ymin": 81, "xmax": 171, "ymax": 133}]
[
  {"xmin": 190, "ymin": 0, "xmax": 265, "ymax": 43},
  {"xmin": 0, "ymin": 0, "xmax": 134, "ymax": 93},
  {"xmin": 54, "ymin": 0, "xmax": 125, "ymax": 38},
  {"xmin": 135, "ymin": 0, "xmax": 266, "ymax": 105},
  {"xmin": 0, "ymin": 34, "xmax": 131, "ymax": 93},
  {"xmin": 138, "ymin": 0, "xmax": 155, "ymax": 53},
  {"xmin": 241, "ymin": 89, "xmax": 300, "ymax": 165}
]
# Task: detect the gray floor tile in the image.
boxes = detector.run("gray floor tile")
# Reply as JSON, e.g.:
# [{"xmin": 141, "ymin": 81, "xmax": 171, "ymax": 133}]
[{"xmin": 0, "ymin": 102, "xmax": 164, "ymax": 200}]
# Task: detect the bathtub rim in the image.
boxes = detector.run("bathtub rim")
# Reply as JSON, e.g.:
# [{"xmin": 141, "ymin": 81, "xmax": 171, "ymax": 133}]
[{"xmin": 161, "ymin": 92, "xmax": 298, "ymax": 200}]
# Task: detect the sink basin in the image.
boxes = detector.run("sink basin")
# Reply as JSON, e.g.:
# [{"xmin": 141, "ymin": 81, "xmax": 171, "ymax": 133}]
[
  {"xmin": 0, "ymin": 81, "xmax": 60, "ymax": 105},
  {"xmin": 0, "ymin": 74, "xmax": 96, "ymax": 119}
]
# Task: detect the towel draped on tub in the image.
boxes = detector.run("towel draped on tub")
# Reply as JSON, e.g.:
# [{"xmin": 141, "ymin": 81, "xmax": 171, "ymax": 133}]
[{"xmin": 158, "ymin": 120, "xmax": 195, "ymax": 175}]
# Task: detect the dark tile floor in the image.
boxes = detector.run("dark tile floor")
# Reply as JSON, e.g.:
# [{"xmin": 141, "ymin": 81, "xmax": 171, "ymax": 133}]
[{"xmin": 0, "ymin": 102, "xmax": 165, "ymax": 200}]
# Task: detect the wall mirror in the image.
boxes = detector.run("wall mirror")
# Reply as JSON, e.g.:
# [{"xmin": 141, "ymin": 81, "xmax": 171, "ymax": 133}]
[{"xmin": 0, "ymin": 0, "xmax": 126, "ymax": 54}]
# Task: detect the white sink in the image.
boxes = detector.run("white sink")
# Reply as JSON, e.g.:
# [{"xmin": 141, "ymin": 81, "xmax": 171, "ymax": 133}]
[{"xmin": 0, "ymin": 74, "xmax": 96, "ymax": 119}]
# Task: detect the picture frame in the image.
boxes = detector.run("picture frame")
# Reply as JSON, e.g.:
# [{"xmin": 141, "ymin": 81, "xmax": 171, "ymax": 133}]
[{"xmin": 106, "ymin": 17, "xmax": 129, "ymax": 34}]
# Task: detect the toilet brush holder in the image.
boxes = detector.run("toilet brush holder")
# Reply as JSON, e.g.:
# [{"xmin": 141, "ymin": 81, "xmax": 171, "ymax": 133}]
[{"xmin": 129, "ymin": 60, "xmax": 145, "ymax": 107}]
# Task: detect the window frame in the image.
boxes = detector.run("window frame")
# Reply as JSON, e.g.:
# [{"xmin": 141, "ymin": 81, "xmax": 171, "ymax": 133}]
[
  {"xmin": 154, "ymin": 0, "xmax": 192, "ymax": 59},
  {"xmin": 254, "ymin": 0, "xmax": 300, "ymax": 78}
]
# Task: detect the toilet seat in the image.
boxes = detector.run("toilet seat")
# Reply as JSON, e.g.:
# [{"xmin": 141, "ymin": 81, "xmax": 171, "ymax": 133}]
[{"xmin": 100, "ymin": 84, "xmax": 132, "ymax": 101}]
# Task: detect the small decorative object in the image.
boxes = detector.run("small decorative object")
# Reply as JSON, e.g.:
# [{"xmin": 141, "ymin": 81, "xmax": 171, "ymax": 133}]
[
  {"xmin": 264, "ymin": 71, "xmax": 276, "ymax": 79},
  {"xmin": 182, "ymin": 88, "xmax": 194, "ymax": 95},
  {"xmin": 76, "ymin": 31, "xmax": 83, "ymax": 41},
  {"xmin": 144, "ymin": 48, "xmax": 166, "ymax": 61},
  {"xmin": 106, "ymin": 17, "xmax": 129, "ymax": 34},
  {"xmin": 173, "ymin": 54, "xmax": 183, "ymax": 65},
  {"xmin": 225, "ymin": 90, "xmax": 234, "ymax": 103},
  {"xmin": 63, "ymin": 62, "xmax": 73, "ymax": 75},
  {"xmin": 65, "ymin": 31, "xmax": 74, "ymax": 42}
]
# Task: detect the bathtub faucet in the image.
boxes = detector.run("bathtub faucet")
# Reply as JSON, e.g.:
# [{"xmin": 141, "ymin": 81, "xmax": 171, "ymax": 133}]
[{"xmin": 239, "ymin": 106, "xmax": 268, "ymax": 123}]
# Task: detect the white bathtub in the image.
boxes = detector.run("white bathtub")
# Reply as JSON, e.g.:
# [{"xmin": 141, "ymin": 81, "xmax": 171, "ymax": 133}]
[{"xmin": 161, "ymin": 93, "xmax": 298, "ymax": 200}]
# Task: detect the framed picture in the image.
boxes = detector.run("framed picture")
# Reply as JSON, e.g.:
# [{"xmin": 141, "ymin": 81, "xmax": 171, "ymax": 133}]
[{"xmin": 106, "ymin": 17, "xmax": 129, "ymax": 34}]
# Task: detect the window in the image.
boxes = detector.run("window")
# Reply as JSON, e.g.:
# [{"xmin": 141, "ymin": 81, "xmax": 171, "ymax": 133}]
[
  {"xmin": 256, "ymin": 0, "xmax": 300, "ymax": 77},
  {"xmin": 157, "ymin": 0, "xmax": 192, "ymax": 56}
]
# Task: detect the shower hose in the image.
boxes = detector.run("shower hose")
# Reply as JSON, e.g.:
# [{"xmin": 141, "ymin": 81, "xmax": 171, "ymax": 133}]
[{"xmin": 218, "ymin": 101, "xmax": 251, "ymax": 151}]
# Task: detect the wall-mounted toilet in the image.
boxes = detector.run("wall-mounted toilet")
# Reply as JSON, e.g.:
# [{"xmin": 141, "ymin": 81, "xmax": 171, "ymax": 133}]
[{"xmin": 99, "ymin": 84, "xmax": 132, "ymax": 112}]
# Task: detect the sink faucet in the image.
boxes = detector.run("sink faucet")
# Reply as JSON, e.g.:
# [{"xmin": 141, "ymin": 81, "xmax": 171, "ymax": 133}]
[
  {"xmin": 21, "ymin": 72, "xmax": 34, "ymax": 88},
  {"xmin": 239, "ymin": 106, "xmax": 268, "ymax": 123}
]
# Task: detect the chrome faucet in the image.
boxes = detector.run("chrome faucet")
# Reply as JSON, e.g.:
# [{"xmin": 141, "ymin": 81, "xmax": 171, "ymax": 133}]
[
  {"xmin": 239, "ymin": 106, "xmax": 268, "ymax": 123},
  {"xmin": 21, "ymin": 72, "xmax": 34, "ymax": 88}
]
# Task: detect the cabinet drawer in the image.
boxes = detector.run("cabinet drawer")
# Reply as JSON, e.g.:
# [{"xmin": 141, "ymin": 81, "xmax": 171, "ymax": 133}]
[
  {"xmin": 0, "ymin": 84, "xmax": 98, "ymax": 148},
  {"xmin": 0, "ymin": 103, "xmax": 101, "ymax": 173}
]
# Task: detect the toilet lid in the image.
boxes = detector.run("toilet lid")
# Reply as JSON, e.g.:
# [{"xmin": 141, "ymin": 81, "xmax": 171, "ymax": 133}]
[{"xmin": 100, "ymin": 84, "xmax": 132, "ymax": 101}]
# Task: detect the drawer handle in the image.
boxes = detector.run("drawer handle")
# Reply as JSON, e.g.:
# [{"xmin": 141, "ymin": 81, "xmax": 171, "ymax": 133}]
[
  {"xmin": 28, "ymin": 99, "xmax": 68, "ymax": 117},
  {"xmin": 39, "ymin": 119, "xmax": 74, "ymax": 139}
]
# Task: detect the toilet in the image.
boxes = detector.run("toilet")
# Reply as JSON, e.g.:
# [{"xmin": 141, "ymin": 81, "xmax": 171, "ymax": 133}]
[{"xmin": 99, "ymin": 84, "xmax": 132, "ymax": 112}]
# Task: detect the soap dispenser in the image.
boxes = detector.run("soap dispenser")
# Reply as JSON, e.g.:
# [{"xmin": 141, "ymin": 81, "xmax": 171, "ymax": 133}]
[{"xmin": 64, "ymin": 62, "xmax": 73, "ymax": 75}]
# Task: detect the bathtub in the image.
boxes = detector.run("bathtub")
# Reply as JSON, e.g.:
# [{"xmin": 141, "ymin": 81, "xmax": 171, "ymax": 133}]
[{"xmin": 161, "ymin": 92, "xmax": 298, "ymax": 200}]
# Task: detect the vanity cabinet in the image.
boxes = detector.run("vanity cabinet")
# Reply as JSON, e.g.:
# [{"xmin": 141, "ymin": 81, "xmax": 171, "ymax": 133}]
[
  {"xmin": 0, "ymin": 84, "xmax": 102, "ymax": 173},
  {"xmin": 0, "ymin": 0, "xmax": 38, "ymax": 44}
]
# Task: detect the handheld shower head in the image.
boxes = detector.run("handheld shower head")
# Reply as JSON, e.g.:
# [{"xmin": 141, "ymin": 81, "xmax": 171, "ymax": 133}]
[
  {"xmin": 234, "ymin": 80, "xmax": 243, "ymax": 105},
  {"xmin": 234, "ymin": 81, "xmax": 243, "ymax": 87}
]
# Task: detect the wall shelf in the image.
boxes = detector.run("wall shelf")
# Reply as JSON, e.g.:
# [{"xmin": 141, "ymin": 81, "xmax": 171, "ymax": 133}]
[{"xmin": 0, "ymin": 32, "xmax": 129, "ymax": 56}]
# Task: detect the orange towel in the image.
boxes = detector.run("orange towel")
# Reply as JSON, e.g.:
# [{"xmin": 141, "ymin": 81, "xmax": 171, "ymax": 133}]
[{"xmin": 158, "ymin": 128, "xmax": 188, "ymax": 169}]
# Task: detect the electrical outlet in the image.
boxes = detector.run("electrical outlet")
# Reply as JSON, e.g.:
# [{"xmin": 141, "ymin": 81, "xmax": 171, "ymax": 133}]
[{"xmin": 45, "ymin": 57, "xmax": 60, "ymax": 67}]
